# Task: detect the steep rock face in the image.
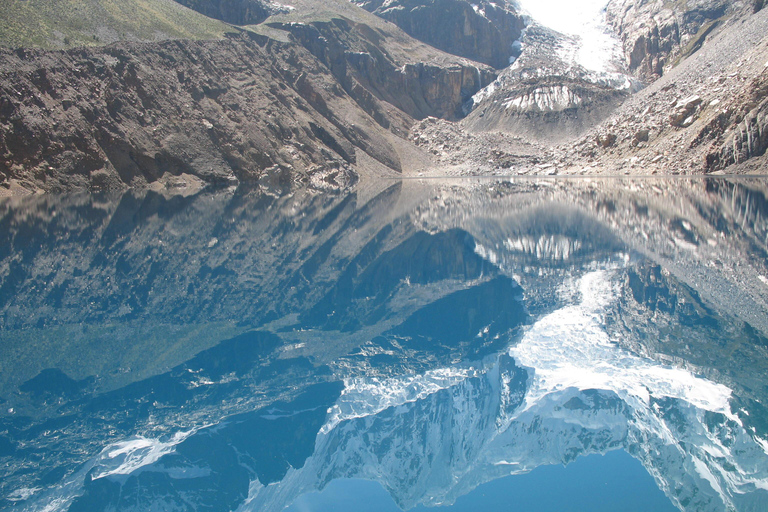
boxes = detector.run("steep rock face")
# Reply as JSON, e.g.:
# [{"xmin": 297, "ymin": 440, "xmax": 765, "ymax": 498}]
[
  {"xmin": 0, "ymin": 33, "xmax": 410, "ymax": 192},
  {"xmin": 171, "ymin": 0, "xmax": 282, "ymax": 25},
  {"xmin": 606, "ymin": 0, "xmax": 746, "ymax": 81},
  {"xmin": 351, "ymin": 0, "xmax": 525, "ymax": 69},
  {"xmin": 705, "ymin": 73, "xmax": 768, "ymax": 171},
  {"xmin": 272, "ymin": 17, "xmax": 496, "ymax": 122}
]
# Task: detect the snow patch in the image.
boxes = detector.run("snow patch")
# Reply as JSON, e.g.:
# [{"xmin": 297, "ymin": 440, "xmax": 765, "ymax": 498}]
[
  {"xmin": 6, "ymin": 488, "xmax": 41, "ymax": 501},
  {"xmin": 471, "ymin": 80, "xmax": 499, "ymax": 105},
  {"xmin": 474, "ymin": 242, "xmax": 499, "ymax": 265},
  {"xmin": 693, "ymin": 456, "xmax": 725, "ymax": 496}
]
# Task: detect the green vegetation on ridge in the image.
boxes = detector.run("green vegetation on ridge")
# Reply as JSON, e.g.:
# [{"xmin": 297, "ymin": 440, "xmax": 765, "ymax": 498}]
[{"xmin": 0, "ymin": 0, "xmax": 236, "ymax": 49}]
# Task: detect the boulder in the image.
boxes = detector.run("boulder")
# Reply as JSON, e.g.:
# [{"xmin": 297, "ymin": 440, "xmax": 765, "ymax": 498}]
[
  {"xmin": 634, "ymin": 128, "xmax": 650, "ymax": 143},
  {"xmin": 597, "ymin": 133, "xmax": 617, "ymax": 147},
  {"xmin": 670, "ymin": 95, "xmax": 703, "ymax": 127}
]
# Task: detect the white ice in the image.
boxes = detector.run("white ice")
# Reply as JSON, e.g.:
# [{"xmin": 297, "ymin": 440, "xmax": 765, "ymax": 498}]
[{"xmin": 513, "ymin": 0, "xmax": 624, "ymax": 74}]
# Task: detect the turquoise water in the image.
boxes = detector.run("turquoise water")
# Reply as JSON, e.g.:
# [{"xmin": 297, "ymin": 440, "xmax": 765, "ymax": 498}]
[{"xmin": 1, "ymin": 178, "xmax": 767, "ymax": 511}]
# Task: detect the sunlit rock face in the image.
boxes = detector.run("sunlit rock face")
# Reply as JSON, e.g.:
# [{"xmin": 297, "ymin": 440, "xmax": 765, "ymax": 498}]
[
  {"xmin": 1, "ymin": 178, "xmax": 768, "ymax": 512},
  {"xmin": 605, "ymin": 0, "xmax": 743, "ymax": 81}
]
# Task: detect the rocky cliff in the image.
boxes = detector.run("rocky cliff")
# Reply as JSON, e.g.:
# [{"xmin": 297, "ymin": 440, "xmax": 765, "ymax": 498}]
[
  {"xmin": 266, "ymin": 16, "xmax": 496, "ymax": 122},
  {"xmin": 606, "ymin": 0, "xmax": 748, "ymax": 82},
  {"xmin": 351, "ymin": 0, "xmax": 525, "ymax": 69}
]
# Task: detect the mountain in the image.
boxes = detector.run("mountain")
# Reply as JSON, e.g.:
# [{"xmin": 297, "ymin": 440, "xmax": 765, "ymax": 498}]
[
  {"xmin": 0, "ymin": 0, "xmax": 502, "ymax": 193},
  {"xmin": 0, "ymin": 0, "xmax": 767, "ymax": 194}
]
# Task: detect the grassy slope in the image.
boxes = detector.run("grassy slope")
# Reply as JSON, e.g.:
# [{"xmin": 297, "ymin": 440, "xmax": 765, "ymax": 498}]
[{"xmin": 0, "ymin": 0, "xmax": 236, "ymax": 49}]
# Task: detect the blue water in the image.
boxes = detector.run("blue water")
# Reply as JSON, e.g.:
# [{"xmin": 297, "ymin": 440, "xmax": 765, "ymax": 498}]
[
  {"xmin": 1, "ymin": 178, "xmax": 768, "ymax": 512},
  {"xmin": 287, "ymin": 450, "xmax": 677, "ymax": 512}
]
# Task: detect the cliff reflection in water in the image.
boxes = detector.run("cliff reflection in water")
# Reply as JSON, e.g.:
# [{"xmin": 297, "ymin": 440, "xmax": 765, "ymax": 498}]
[{"xmin": 1, "ymin": 178, "xmax": 768, "ymax": 512}]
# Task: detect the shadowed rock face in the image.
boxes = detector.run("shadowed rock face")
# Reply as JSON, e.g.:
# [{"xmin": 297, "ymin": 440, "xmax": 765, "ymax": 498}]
[
  {"xmin": 351, "ymin": 0, "xmax": 525, "ymax": 69},
  {"xmin": 171, "ymin": 0, "xmax": 278, "ymax": 25},
  {"xmin": 268, "ymin": 17, "xmax": 497, "ymax": 122}
]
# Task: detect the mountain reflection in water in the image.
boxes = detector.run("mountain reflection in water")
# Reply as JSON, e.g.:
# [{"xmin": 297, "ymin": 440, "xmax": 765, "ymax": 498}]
[{"xmin": 1, "ymin": 177, "xmax": 768, "ymax": 512}]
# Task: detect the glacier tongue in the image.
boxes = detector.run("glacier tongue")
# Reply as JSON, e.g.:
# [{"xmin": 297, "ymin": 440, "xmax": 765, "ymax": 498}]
[{"xmin": 513, "ymin": 0, "xmax": 624, "ymax": 75}]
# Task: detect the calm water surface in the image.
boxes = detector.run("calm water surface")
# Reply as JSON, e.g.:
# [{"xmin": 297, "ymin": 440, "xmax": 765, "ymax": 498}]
[{"xmin": 1, "ymin": 178, "xmax": 767, "ymax": 511}]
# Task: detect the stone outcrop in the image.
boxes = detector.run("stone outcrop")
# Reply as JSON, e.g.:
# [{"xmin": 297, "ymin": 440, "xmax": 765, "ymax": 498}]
[
  {"xmin": 706, "ymin": 76, "xmax": 768, "ymax": 171},
  {"xmin": 351, "ymin": 0, "xmax": 525, "ymax": 69},
  {"xmin": 271, "ymin": 17, "xmax": 496, "ymax": 122},
  {"xmin": 606, "ymin": 0, "xmax": 744, "ymax": 81}
]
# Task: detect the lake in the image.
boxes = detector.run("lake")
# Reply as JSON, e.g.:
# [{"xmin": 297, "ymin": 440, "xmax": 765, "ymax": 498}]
[{"xmin": 1, "ymin": 177, "xmax": 767, "ymax": 511}]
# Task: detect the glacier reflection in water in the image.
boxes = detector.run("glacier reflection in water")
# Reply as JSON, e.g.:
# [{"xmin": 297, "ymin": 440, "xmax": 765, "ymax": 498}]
[{"xmin": 1, "ymin": 177, "xmax": 768, "ymax": 512}]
